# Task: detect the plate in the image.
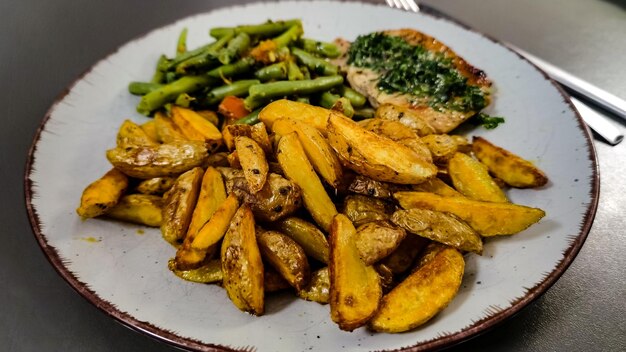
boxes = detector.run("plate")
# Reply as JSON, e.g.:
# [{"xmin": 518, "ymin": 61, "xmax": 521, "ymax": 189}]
[{"xmin": 25, "ymin": 1, "xmax": 598, "ymax": 351}]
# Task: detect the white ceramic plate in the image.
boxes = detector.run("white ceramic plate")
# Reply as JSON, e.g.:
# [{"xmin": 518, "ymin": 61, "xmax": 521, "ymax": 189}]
[{"xmin": 26, "ymin": 1, "xmax": 598, "ymax": 351}]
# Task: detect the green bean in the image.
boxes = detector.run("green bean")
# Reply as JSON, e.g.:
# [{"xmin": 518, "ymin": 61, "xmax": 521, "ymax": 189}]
[
  {"xmin": 206, "ymin": 79, "xmax": 260, "ymax": 105},
  {"xmin": 318, "ymin": 92, "xmax": 354, "ymax": 117},
  {"xmin": 340, "ymin": 86, "xmax": 367, "ymax": 108},
  {"xmin": 254, "ymin": 62, "xmax": 288, "ymax": 82},
  {"xmin": 295, "ymin": 96, "xmax": 310, "ymax": 104},
  {"xmin": 292, "ymin": 47, "xmax": 338, "ymax": 76},
  {"xmin": 128, "ymin": 82, "xmax": 163, "ymax": 96},
  {"xmin": 287, "ymin": 60, "xmax": 304, "ymax": 81},
  {"xmin": 176, "ymin": 28, "xmax": 188, "ymax": 55},
  {"xmin": 165, "ymin": 42, "xmax": 213, "ymax": 71},
  {"xmin": 137, "ymin": 75, "xmax": 212, "ymax": 115},
  {"xmin": 175, "ymin": 93, "xmax": 194, "ymax": 108},
  {"xmin": 218, "ymin": 32, "xmax": 251, "ymax": 65},
  {"xmin": 151, "ymin": 55, "xmax": 169, "ymax": 84},
  {"xmin": 174, "ymin": 32, "xmax": 234, "ymax": 73},
  {"xmin": 210, "ymin": 19, "xmax": 302, "ymax": 39},
  {"xmin": 207, "ymin": 57, "xmax": 255, "ymax": 79},
  {"xmin": 234, "ymin": 108, "xmax": 262, "ymax": 125},
  {"xmin": 299, "ymin": 38, "xmax": 341, "ymax": 58},
  {"xmin": 273, "ymin": 25, "xmax": 303, "ymax": 48},
  {"xmin": 318, "ymin": 91, "xmax": 340, "ymax": 109},
  {"xmin": 353, "ymin": 107, "xmax": 376, "ymax": 120},
  {"xmin": 244, "ymin": 75, "xmax": 344, "ymax": 110},
  {"xmin": 164, "ymin": 71, "xmax": 177, "ymax": 83}
]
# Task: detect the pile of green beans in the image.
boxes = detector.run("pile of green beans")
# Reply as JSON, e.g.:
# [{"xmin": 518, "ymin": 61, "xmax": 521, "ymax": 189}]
[{"xmin": 128, "ymin": 19, "xmax": 369, "ymax": 122}]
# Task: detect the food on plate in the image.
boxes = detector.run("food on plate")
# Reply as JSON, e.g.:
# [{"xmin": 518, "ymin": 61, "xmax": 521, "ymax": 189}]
[{"xmin": 76, "ymin": 19, "xmax": 549, "ymax": 333}]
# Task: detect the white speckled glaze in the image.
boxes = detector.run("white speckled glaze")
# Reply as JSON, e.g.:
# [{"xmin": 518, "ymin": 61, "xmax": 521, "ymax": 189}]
[{"xmin": 26, "ymin": 1, "xmax": 598, "ymax": 351}]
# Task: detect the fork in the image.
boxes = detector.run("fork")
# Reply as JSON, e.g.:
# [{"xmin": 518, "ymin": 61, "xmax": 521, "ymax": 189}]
[{"xmin": 385, "ymin": 0, "xmax": 624, "ymax": 145}]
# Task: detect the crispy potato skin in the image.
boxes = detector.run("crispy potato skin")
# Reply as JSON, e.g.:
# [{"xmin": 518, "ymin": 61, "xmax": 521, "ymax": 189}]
[
  {"xmin": 421, "ymin": 134, "xmax": 458, "ymax": 165},
  {"xmin": 369, "ymin": 244, "xmax": 465, "ymax": 332},
  {"xmin": 380, "ymin": 235, "xmax": 429, "ymax": 275},
  {"xmin": 272, "ymin": 118, "xmax": 343, "ymax": 188},
  {"xmin": 106, "ymin": 140, "xmax": 208, "ymax": 179},
  {"xmin": 395, "ymin": 192, "xmax": 546, "ymax": 236},
  {"xmin": 472, "ymin": 136, "xmax": 548, "ymax": 188},
  {"xmin": 298, "ymin": 267, "xmax": 330, "ymax": 304},
  {"xmin": 374, "ymin": 104, "xmax": 436, "ymax": 137},
  {"xmin": 329, "ymin": 214, "xmax": 381, "ymax": 331},
  {"xmin": 326, "ymin": 114, "xmax": 437, "ymax": 184},
  {"xmin": 359, "ymin": 118, "xmax": 432, "ymax": 163},
  {"xmin": 411, "ymin": 177, "xmax": 462, "ymax": 197},
  {"xmin": 448, "ymin": 152, "xmax": 508, "ymax": 203},
  {"xmin": 160, "ymin": 167, "xmax": 204, "ymax": 244},
  {"xmin": 135, "ymin": 176, "xmax": 176, "ymax": 195},
  {"xmin": 168, "ymin": 259, "xmax": 223, "ymax": 284},
  {"xmin": 348, "ymin": 175, "xmax": 409, "ymax": 199},
  {"xmin": 259, "ymin": 99, "xmax": 336, "ymax": 133},
  {"xmin": 171, "ymin": 106, "xmax": 223, "ymax": 152},
  {"xmin": 223, "ymin": 123, "xmax": 273, "ymax": 156},
  {"xmin": 106, "ymin": 194, "xmax": 163, "ymax": 227},
  {"xmin": 342, "ymin": 194, "xmax": 395, "ymax": 227},
  {"xmin": 235, "ymin": 136, "xmax": 269, "ymax": 194},
  {"xmin": 257, "ymin": 230, "xmax": 310, "ymax": 290},
  {"xmin": 221, "ymin": 204, "xmax": 264, "ymax": 315},
  {"xmin": 277, "ymin": 133, "xmax": 337, "ymax": 231},
  {"xmin": 274, "ymin": 217, "xmax": 329, "ymax": 264},
  {"xmin": 117, "ymin": 119, "xmax": 157, "ymax": 147},
  {"xmin": 154, "ymin": 112, "xmax": 187, "ymax": 143},
  {"xmin": 264, "ymin": 267, "xmax": 292, "ymax": 293},
  {"xmin": 76, "ymin": 168, "xmax": 129, "ymax": 218},
  {"xmin": 184, "ymin": 167, "xmax": 227, "ymax": 243},
  {"xmin": 140, "ymin": 120, "xmax": 159, "ymax": 142},
  {"xmin": 355, "ymin": 220, "xmax": 407, "ymax": 265},
  {"xmin": 392, "ymin": 209, "xmax": 483, "ymax": 254}
]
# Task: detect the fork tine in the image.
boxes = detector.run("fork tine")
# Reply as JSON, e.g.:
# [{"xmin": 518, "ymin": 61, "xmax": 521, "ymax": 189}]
[
  {"xmin": 406, "ymin": 0, "xmax": 420, "ymax": 12},
  {"xmin": 398, "ymin": 0, "xmax": 411, "ymax": 11},
  {"xmin": 385, "ymin": 0, "xmax": 395, "ymax": 8}
]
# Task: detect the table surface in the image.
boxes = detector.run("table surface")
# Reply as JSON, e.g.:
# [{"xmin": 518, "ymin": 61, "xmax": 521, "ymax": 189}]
[{"xmin": 2, "ymin": 0, "xmax": 625, "ymax": 351}]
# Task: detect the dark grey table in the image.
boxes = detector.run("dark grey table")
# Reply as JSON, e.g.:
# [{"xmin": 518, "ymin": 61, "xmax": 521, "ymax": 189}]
[{"xmin": 2, "ymin": 0, "xmax": 624, "ymax": 351}]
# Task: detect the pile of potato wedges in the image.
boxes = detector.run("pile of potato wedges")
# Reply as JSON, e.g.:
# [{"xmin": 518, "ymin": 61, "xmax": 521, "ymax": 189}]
[{"xmin": 77, "ymin": 99, "xmax": 547, "ymax": 332}]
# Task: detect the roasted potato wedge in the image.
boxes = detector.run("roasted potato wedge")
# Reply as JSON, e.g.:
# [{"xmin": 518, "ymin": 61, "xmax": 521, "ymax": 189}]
[
  {"xmin": 472, "ymin": 136, "xmax": 548, "ymax": 188},
  {"xmin": 264, "ymin": 267, "xmax": 292, "ymax": 293},
  {"xmin": 277, "ymin": 132, "xmax": 338, "ymax": 231},
  {"xmin": 359, "ymin": 118, "xmax": 432, "ymax": 163},
  {"xmin": 221, "ymin": 204, "xmax": 264, "ymax": 315},
  {"xmin": 274, "ymin": 217, "xmax": 329, "ymax": 264},
  {"xmin": 117, "ymin": 119, "xmax": 157, "ymax": 147},
  {"xmin": 175, "ymin": 194, "xmax": 240, "ymax": 270},
  {"xmin": 140, "ymin": 120, "xmax": 159, "ymax": 142},
  {"xmin": 326, "ymin": 114, "xmax": 437, "ymax": 184},
  {"xmin": 171, "ymin": 105, "xmax": 223, "ymax": 152},
  {"xmin": 374, "ymin": 103, "xmax": 436, "ymax": 137},
  {"xmin": 168, "ymin": 258, "xmax": 223, "ymax": 284},
  {"xmin": 298, "ymin": 267, "xmax": 330, "ymax": 304},
  {"xmin": 272, "ymin": 118, "xmax": 343, "ymax": 188},
  {"xmin": 394, "ymin": 192, "xmax": 546, "ymax": 236},
  {"xmin": 342, "ymin": 194, "xmax": 395, "ymax": 227},
  {"xmin": 106, "ymin": 140, "xmax": 208, "ymax": 179},
  {"xmin": 421, "ymin": 134, "xmax": 458, "ymax": 165},
  {"xmin": 369, "ymin": 244, "xmax": 465, "ymax": 332},
  {"xmin": 448, "ymin": 152, "xmax": 508, "ymax": 203},
  {"xmin": 411, "ymin": 177, "xmax": 462, "ymax": 197},
  {"xmin": 106, "ymin": 194, "xmax": 163, "ymax": 227},
  {"xmin": 184, "ymin": 167, "xmax": 227, "ymax": 243},
  {"xmin": 348, "ymin": 175, "xmax": 409, "ymax": 199},
  {"xmin": 196, "ymin": 110, "xmax": 220, "ymax": 127},
  {"xmin": 234, "ymin": 136, "xmax": 269, "ymax": 193},
  {"xmin": 392, "ymin": 209, "xmax": 483, "ymax": 254},
  {"xmin": 222, "ymin": 124, "xmax": 253, "ymax": 151},
  {"xmin": 250, "ymin": 122, "xmax": 273, "ymax": 156},
  {"xmin": 223, "ymin": 170, "xmax": 302, "ymax": 222},
  {"xmin": 257, "ymin": 230, "xmax": 310, "ymax": 291},
  {"xmin": 76, "ymin": 168, "xmax": 129, "ymax": 218},
  {"xmin": 161, "ymin": 167, "xmax": 203, "ymax": 244},
  {"xmin": 259, "ymin": 99, "xmax": 336, "ymax": 133},
  {"xmin": 329, "ymin": 214, "xmax": 381, "ymax": 331},
  {"xmin": 154, "ymin": 112, "xmax": 187, "ymax": 143},
  {"xmin": 135, "ymin": 176, "xmax": 177, "ymax": 195},
  {"xmin": 355, "ymin": 220, "xmax": 407, "ymax": 265}
]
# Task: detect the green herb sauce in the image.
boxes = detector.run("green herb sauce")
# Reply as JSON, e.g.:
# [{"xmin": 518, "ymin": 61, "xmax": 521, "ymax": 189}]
[
  {"xmin": 471, "ymin": 112, "xmax": 505, "ymax": 129},
  {"xmin": 347, "ymin": 33, "xmax": 487, "ymax": 112}
]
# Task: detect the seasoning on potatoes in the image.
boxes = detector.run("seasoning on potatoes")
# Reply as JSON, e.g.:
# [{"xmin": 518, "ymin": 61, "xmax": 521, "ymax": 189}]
[
  {"xmin": 117, "ymin": 119, "xmax": 157, "ymax": 147},
  {"xmin": 76, "ymin": 168, "xmax": 129, "ymax": 218},
  {"xmin": 106, "ymin": 140, "xmax": 208, "ymax": 179},
  {"xmin": 220, "ymin": 204, "xmax": 264, "ymax": 315},
  {"xmin": 342, "ymin": 194, "xmax": 395, "ymax": 227},
  {"xmin": 369, "ymin": 243, "xmax": 465, "ymax": 332},
  {"xmin": 394, "ymin": 191, "xmax": 546, "ymax": 236},
  {"xmin": 472, "ymin": 136, "xmax": 548, "ymax": 188},
  {"xmin": 329, "ymin": 214, "xmax": 381, "ymax": 331},
  {"xmin": 448, "ymin": 152, "xmax": 508, "ymax": 203},
  {"xmin": 234, "ymin": 136, "xmax": 269, "ymax": 193},
  {"xmin": 326, "ymin": 113, "xmax": 437, "ymax": 184},
  {"xmin": 171, "ymin": 105, "xmax": 223, "ymax": 152},
  {"xmin": 168, "ymin": 258, "xmax": 223, "ymax": 284},
  {"xmin": 274, "ymin": 217, "xmax": 329, "ymax": 264},
  {"xmin": 298, "ymin": 267, "xmax": 330, "ymax": 304},
  {"xmin": 277, "ymin": 132, "xmax": 338, "ymax": 231},
  {"xmin": 391, "ymin": 208, "xmax": 483, "ymax": 254},
  {"xmin": 355, "ymin": 220, "xmax": 407, "ymax": 265},
  {"xmin": 161, "ymin": 167, "xmax": 203, "ymax": 244},
  {"xmin": 257, "ymin": 230, "xmax": 310, "ymax": 291},
  {"xmin": 135, "ymin": 176, "xmax": 177, "ymax": 195},
  {"xmin": 106, "ymin": 194, "xmax": 163, "ymax": 227}
]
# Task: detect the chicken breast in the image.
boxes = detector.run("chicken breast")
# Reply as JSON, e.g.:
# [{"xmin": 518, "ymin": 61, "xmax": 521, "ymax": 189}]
[{"xmin": 334, "ymin": 29, "xmax": 492, "ymax": 133}]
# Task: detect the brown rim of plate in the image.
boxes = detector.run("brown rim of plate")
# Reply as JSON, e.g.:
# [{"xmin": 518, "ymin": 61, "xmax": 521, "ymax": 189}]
[{"xmin": 23, "ymin": 1, "xmax": 600, "ymax": 351}]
